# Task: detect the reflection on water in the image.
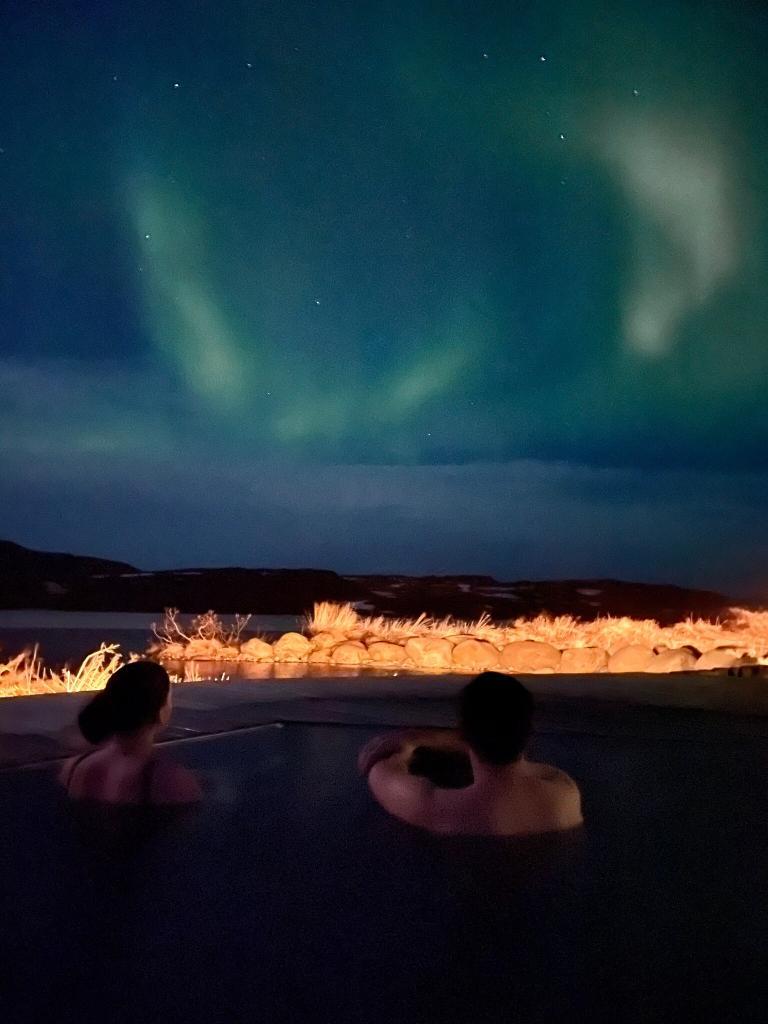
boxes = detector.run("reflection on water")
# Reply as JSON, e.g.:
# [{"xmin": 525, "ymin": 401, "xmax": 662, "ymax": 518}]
[
  {"xmin": 167, "ymin": 659, "xmax": 406, "ymax": 681},
  {"xmin": 0, "ymin": 618, "xmax": 300, "ymax": 673}
]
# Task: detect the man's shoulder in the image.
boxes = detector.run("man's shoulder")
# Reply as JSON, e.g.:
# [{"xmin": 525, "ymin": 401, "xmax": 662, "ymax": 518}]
[
  {"xmin": 525, "ymin": 760, "xmax": 579, "ymax": 789},
  {"xmin": 525, "ymin": 762, "xmax": 583, "ymax": 829}
]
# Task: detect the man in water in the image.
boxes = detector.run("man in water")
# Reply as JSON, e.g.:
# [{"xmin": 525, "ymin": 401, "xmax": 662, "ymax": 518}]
[{"xmin": 358, "ymin": 672, "xmax": 583, "ymax": 836}]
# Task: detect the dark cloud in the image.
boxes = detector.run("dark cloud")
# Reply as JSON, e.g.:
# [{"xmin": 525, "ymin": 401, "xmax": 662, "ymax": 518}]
[
  {"xmin": 1, "ymin": 1, "xmax": 766, "ymax": 590},
  {"xmin": 1, "ymin": 446, "xmax": 766, "ymax": 597}
]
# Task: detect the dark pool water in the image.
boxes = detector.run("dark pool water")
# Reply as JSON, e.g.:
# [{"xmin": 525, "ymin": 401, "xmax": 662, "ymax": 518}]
[{"xmin": 1, "ymin": 721, "xmax": 767, "ymax": 1024}]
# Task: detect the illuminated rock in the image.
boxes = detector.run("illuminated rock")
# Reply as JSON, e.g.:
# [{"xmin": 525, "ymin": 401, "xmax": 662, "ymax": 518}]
[
  {"xmin": 653, "ymin": 644, "xmax": 700, "ymax": 658},
  {"xmin": 607, "ymin": 644, "xmax": 654, "ymax": 672},
  {"xmin": 272, "ymin": 632, "xmax": 312, "ymax": 662},
  {"xmin": 695, "ymin": 647, "xmax": 745, "ymax": 670},
  {"xmin": 366, "ymin": 642, "xmax": 408, "ymax": 666},
  {"xmin": 311, "ymin": 631, "xmax": 347, "ymax": 650},
  {"xmin": 239, "ymin": 637, "xmax": 274, "ymax": 662},
  {"xmin": 500, "ymin": 640, "xmax": 560, "ymax": 672},
  {"xmin": 453, "ymin": 639, "xmax": 501, "ymax": 671},
  {"xmin": 729, "ymin": 661, "xmax": 768, "ymax": 677},
  {"xmin": 308, "ymin": 647, "xmax": 333, "ymax": 664},
  {"xmin": 184, "ymin": 638, "xmax": 227, "ymax": 660},
  {"xmin": 330, "ymin": 641, "xmax": 368, "ymax": 665},
  {"xmin": 160, "ymin": 642, "xmax": 186, "ymax": 660},
  {"xmin": 646, "ymin": 648, "xmax": 698, "ymax": 673},
  {"xmin": 404, "ymin": 636, "xmax": 454, "ymax": 669},
  {"xmin": 559, "ymin": 647, "xmax": 608, "ymax": 673}
]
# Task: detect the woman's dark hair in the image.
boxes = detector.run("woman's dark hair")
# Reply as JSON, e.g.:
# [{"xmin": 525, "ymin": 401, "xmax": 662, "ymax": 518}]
[
  {"xmin": 459, "ymin": 672, "xmax": 534, "ymax": 765},
  {"xmin": 78, "ymin": 661, "xmax": 170, "ymax": 745}
]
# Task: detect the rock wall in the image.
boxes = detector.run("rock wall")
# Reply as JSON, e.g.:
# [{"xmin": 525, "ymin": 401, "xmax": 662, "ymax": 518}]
[{"xmin": 157, "ymin": 632, "xmax": 767, "ymax": 674}]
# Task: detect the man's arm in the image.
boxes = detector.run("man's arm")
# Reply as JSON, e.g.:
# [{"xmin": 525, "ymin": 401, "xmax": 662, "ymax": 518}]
[
  {"xmin": 367, "ymin": 749, "xmax": 436, "ymax": 830},
  {"xmin": 357, "ymin": 727, "xmax": 464, "ymax": 776}
]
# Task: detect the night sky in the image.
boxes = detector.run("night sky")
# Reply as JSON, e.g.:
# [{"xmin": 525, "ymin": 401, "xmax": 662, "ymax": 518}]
[{"xmin": 1, "ymin": 1, "xmax": 767, "ymax": 596}]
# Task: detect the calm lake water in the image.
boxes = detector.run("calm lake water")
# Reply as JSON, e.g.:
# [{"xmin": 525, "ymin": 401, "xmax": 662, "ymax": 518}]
[{"xmin": 0, "ymin": 610, "xmax": 303, "ymax": 671}]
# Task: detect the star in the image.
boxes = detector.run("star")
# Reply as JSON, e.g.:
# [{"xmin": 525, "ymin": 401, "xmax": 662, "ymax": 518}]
[
  {"xmin": 314, "ymin": 299, "xmax": 321, "ymax": 305},
  {"xmin": 482, "ymin": 52, "xmax": 489, "ymax": 59},
  {"xmin": 559, "ymin": 133, "xmax": 566, "ymax": 140},
  {"xmin": 540, "ymin": 55, "xmax": 547, "ymax": 62},
  {"xmin": 633, "ymin": 88, "xmax": 639, "ymax": 96},
  {"xmin": 144, "ymin": 233, "xmax": 151, "ymax": 240},
  {"xmin": 173, "ymin": 82, "xmax": 180, "ymax": 89},
  {"xmin": 246, "ymin": 62, "xmax": 253, "ymax": 68}
]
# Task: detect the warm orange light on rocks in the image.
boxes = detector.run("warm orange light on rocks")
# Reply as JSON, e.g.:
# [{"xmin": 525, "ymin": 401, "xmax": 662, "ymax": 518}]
[{"xmin": 2, "ymin": 602, "xmax": 767, "ymax": 699}]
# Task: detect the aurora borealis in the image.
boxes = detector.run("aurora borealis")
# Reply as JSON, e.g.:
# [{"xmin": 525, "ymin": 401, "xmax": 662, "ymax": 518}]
[{"xmin": 1, "ymin": 1, "xmax": 767, "ymax": 594}]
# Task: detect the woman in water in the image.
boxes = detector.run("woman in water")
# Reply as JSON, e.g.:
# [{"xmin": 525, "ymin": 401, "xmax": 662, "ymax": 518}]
[{"xmin": 61, "ymin": 660, "xmax": 201, "ymax": 805}]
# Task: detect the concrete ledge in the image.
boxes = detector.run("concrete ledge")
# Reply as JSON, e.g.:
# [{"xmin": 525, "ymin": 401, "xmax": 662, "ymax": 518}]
[{"xmin": 1, "ymin": 671, "xmax": 767, "ymax": 770}]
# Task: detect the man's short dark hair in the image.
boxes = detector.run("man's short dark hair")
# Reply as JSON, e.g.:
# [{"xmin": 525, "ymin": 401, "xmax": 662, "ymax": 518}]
[{"xmin": 459, "ymin": 672, "xmax": 534, "ymax": 765}]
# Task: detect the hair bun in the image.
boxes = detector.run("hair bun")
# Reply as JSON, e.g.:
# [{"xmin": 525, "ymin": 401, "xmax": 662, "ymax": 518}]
[
  {"xmin": 78, "ymin": 689, "xmax": 117, "ymax": 745},
  {"xmin": 77, "ymin": 661, "xmax": 170, "ymax": 744}
]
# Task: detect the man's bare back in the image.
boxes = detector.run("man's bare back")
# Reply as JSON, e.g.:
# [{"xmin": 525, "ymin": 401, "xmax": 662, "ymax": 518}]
[
  {"xmin": 358, "ymin": 675, "xmax": 583, "ymax": 837},
  {"xmin": 362, "ymin": 729, "xmax": 582, "ymax": 836}
]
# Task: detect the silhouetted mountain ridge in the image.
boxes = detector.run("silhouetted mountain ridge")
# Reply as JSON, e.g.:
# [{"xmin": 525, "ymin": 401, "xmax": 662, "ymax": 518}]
[{"xmin": 0, "ymin": 539, "xmax": 745, "ymax": 625}]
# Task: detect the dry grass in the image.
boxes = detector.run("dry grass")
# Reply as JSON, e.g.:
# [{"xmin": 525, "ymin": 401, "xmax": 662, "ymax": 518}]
[
  {"xmin": 152, "ymin": 608, "xmax": 251, "ymax": 648},
  {"xmin": 0, "ymin": 647, "xmax": 50, "ymax": 697},
  {"xmin": 0, "ymin": 639, "xmax": 229, "ymax": 698},
  {"xmin": 171, "ymin": 662, "xmax": 231, "ymax": 684},
  {"xmin": 309, "ymin": 601, "xmax": 366, "ymax": 633},
  {"xmin": 3, "ymin": 602, "xmax": 766, "ymax": 698},
  {"xmin": 307, "ymin": 602, "xmax": 768, "ymax": 658},
  {"xmin": 0, "ymin": 644, "xmax": 124, "ymax": 698}
]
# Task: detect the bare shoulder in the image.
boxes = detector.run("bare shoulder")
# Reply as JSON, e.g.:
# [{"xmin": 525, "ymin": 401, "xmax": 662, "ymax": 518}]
[
  {"xmin": 152, "ymin": 759, "xmax": 203, "ymax": 804},
  {"xmin": 525, "ymin": 759, "xmax": 580, "ymax": 790},
  {"xmin": 523, "ymin": 760, "xmax": 583, "ymax": 826},
  {"xmin": 59, "ymin": 749, "xmax": 101, "ymax": 790}
]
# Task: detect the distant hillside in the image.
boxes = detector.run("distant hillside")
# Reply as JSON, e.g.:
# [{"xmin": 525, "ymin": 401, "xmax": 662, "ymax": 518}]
[
  {"xmin": 0, "ymin": 540, "xmax": 136, "ymax": 607},
  {"xmin": 0, "ymin": 539, "xmax": 743, "ymax": 625}
]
